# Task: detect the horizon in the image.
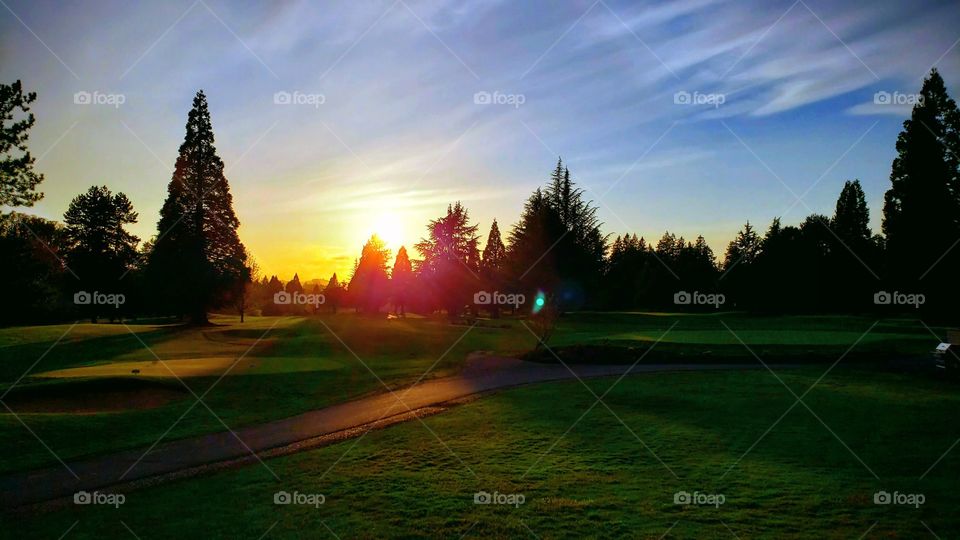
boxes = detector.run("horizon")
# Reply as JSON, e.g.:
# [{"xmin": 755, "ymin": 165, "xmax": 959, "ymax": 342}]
[{"xmin": 1, "ymin": 0, "xmax": 958, "ymax": 280}]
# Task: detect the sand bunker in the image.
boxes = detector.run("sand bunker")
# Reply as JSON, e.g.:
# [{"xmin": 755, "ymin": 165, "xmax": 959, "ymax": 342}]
[{"xmin": 3, "ymin": 378, "xmax": 188, "ymax": 413}]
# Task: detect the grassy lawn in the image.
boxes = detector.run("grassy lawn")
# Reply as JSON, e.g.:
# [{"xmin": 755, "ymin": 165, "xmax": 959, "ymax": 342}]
[
  {"xmin": 14, "ymin": 367, "xmax": 959, "ymax": 539},
  {"xmin": 0, "ymin": 312, "xmax": 942, "ymax": 475},
  {"xmin": 0, "ymin": 314, "xmax": 531, "ymax": 473}
]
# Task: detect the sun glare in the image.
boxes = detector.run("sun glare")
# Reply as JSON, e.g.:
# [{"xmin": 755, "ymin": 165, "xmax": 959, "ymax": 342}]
[{"xmin": 371, "ymin": 212, "xmax": 407, "ymax": 250}]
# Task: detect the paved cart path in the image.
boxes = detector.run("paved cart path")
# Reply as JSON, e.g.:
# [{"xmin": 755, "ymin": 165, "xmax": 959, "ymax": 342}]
[{"xmin": 0, "ymin": 354, "xmax": 769, "ymax": 509}]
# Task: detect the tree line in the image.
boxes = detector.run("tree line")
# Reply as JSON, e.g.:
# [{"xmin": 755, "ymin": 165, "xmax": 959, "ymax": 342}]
[{"xmin": 1, "ymin": 69, "xmax": 958, "ymax": 325}]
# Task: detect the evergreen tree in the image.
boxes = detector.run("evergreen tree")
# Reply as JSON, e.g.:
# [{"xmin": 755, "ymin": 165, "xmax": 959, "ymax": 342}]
[
  {"xmin": 723, "ymin": 221, "xmax": 761, "ymax": 271},
  {"xmin": 510, "ymin": 160, "xmax": 606, "ymax": 311},
  {"xmin": 480, "ymin": 220, "xmax": 507, "ymax": 317},
  {"xmin": 830, "ymin": 180, "xmax": 878, "ymax": 311},
  {"xmin": 285, "ymin": 273, "xmax": 304, "ymax": 294},
  {"xmin": 324, "ymin": 273, "xmax": 343, "ymax": 314},
  {"xmin": 349, "ymin": 235, "xmax": 390, "ymax": 314},
  {"xmin": 391, "ymin": 246, "xmax": 413, "ymax": 316},
  {"xmin": 63, "ymin": 185, "xmax": 139, "ymax": 321},
  {"xmin": 882, "ymin": 69, "xmax": 960, "ymax": 315},
  {"xmin": 481, "ymin": 219, "xmax": 506, "ymax": 272},
  {"xmin": 1, "ymin": 81, "xmax": 44, "ymax": 207},
  {"xmin": 507, "ymin": 188, "xmax": 567, "ymax": 303},
  {"xmin": 720, "ymin": 221, "xmax": 762, "ymax": 308},
  {"xmin": 833, "ymin": 180, "xmax": 871, "ymax": 245},
  {"xmin": 262, "ymin": 275, "xmax": 284, "ymax": 315},
  {"xmin": 415, "ymin": 202, "xmax": 480, "ymax": 319},
  {"xmin": 147, "ymin": 91, "xmax": 247, "ymax": 323},
  {"xmin": 0, "ymin": 213, "xmax": 68, "ymax": 324}
]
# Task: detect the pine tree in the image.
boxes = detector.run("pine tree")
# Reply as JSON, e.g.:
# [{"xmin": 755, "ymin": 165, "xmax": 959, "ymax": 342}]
[
  {"xmin": 510, "ymin": 160, "xmax": 607, "ymax": 310},
  {"xmin": 324, "ymin": 273, "xmax": 342, "ymax": 314},
  {"xmin": 349, "ymin": 235, "xmax": 390, "ymax": 314},
  {"xmin": 391, "ymin": 246, "xmax": 413, "ymax": 316},
  {"xmin": 723, "ymin": 221, "xmax": 761, "ymax": 271},
  {"xmin": 147, "ymin": 91, "xmax": 247, "ymax": 323},
  {"xmin": 1, "ymin": 81, "xmax": 44, "ymax": 207},
  {"xmin": 63, "ymin": 185, "xmax": 139, "ymax": 321},
  {"xmin": 481, "ymin": 219, "xmax": 506, "ymax": 273},
  {"xmin": 882, "ymin": 69, "xmax": 960, "ymax": 312},
  {"xmin": 285, "ymin": 273, "xmax": 304, "ymax": 294},
  {"xmin": 832, "ymin": 180, "xmax": 871, "ymax": 245},
  {"xmin": 830, "ymin": 180, "xmax": 877, "ymax": 311},
  {"xmin": 415, "ymin": 202, "xmax": 480, "ymax": 319}
]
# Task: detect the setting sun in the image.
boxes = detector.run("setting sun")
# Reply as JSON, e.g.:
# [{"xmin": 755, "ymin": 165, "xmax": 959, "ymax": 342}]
[{"xmin": 371, "ymin": 211, "xmax": 409, "ymax": 251}]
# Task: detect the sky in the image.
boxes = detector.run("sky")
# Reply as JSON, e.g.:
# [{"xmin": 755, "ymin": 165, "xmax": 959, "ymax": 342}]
[{"xmin": 1, "ymin": 0, "xmax": 958, "ymax": 281}]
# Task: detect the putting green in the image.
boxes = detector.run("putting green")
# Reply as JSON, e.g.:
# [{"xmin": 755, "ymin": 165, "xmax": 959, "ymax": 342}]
[{"xmin": 35, "ymin": 357, "xmax": 251, "ymax": 378}]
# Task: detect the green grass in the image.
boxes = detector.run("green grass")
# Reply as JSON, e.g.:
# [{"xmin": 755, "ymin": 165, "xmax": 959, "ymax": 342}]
[
  {"xmin": 0, "ymin": 314, "xmax": 531, "ymax": 473},
  {"xmin": 0, "ymin": 312, "xmax": 942, "ymax": 474},
  {"xmin": 13, "ymin": 368, "xmax": 959, "ymax": 539}
]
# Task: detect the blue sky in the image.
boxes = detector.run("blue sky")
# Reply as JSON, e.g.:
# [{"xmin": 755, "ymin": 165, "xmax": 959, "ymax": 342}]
[{"xmin": 1, "ymin": 0, "xmax": 958, "ymax": 279}]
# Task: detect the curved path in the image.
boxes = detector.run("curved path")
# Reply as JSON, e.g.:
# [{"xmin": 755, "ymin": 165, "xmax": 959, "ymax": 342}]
[{"xmin": 1, "ymin": 355, "xmax": 766, "ymax": 509}]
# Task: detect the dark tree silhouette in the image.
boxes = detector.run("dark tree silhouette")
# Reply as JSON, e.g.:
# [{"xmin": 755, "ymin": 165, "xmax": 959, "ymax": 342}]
[
  {"xmin": 286, "ymin": 273, "xmax": 304, "ymax": 294},
  {"xmin": 1, "ymin": 81, "xmax": 44, "ymax": 207},
  {"xmin": 63, "ymin": 185, "xmax": 140, "ymax": 322},
  {"xmin": 544, "ymin": 159, "xmax": 607, "ymax": 304},
  {"xmin": 829, "ymin": 180, "xmax": 878, "ymax": 311},
  {"xmin": 262, "ymin": 275, "xmax": 284, "ymax": 315},
  {"xmin": 147, "ymin": 91, "xmax": 247, "ymax": 324},
  {"xmin": 324, "ymin": 273, "xmax": 343, "ymax": 314},
  {"xmin": 349, "ymin": 235, "xmax": 390, "ymax": 314},
  {"xmin": 0, "ymin": 213, "xmax": 67, "ymax": 324},
  {"xmin": 391, "ymin": 246, "xmax": 413, "ymax": 316},
  {"xmin": 235, "ymin": 255, "xmax": 259, "ymax": 322},
  {"xmin": 882, "ymin": 69, "xmax": 960, "ymax": 315},
  {"xmin": 721, "ymin": 221, "xmax": 761, "ymax": 307},
  {"xmin": 480, "ymin": 220, "xmax": 507, "ymax": 317},
  {"xmin": 508, "ymin": 160, "xmax": 606, "ymax": 311},
  {"xmin": 415, "ymin": 202, "xmax": 480, "ymax": 320}
]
